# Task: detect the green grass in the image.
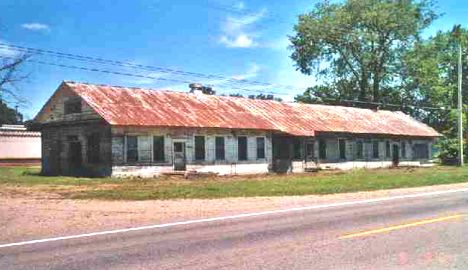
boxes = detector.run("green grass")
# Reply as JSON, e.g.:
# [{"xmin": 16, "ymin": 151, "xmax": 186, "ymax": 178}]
[{"xmin": 1, "ymin": 166, "xmax": 467, "ymax": 200}]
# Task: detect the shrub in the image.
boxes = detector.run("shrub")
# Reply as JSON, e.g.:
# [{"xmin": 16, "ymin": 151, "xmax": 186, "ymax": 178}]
[{"xmin": 436, "ymin": 137, "xmax": 467, "ymax": 165}]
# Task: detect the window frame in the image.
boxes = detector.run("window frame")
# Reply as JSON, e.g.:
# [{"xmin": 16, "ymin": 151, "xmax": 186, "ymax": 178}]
[
  {"xmin": 372, "ymin": 141, "xmax": 379, "ymax": 159},
  {"xmin": 338, "ymin": 139, "xmax": 346, "ymax": 160},
  {"xmin": 401, "ymin": 142, "xmax": 407, "ymax": 159},
  {"xmin": 237, "ymin": 136, "xmax": 248, "ymax": 161},
  {"xmin": 256, "ymin": 137, "xmax": 265, "ymax": 159},
  {"xmin": 292, "ymin": 138, "xmax": 303, "ymax": 160},
  {"xmin": 194, "ymin": 136, "xmax": 205, "ymax": 161},
  {"xmin": 87, "ymin": 133, "xmax": 100, "ymax": 164},
  {"xmin": 64, "ymin": 99, "xmax": 82, "ymax": 114},
  {"xmin": 215, "ymin": 136, "xmax": 225, "ymax": 161},
  {"xmin": 318, "ymin": 139, "xmax": 327, "ymax": 160},
  {"xmin": 413, "ymin": 143, "xmax": 429, "ymax": 159},
  {"xmin": 126, "ymin": 135, "xmax": 139, "ymax": 163},
  {"xmin": 385, "ymin": 141, "xmax": 391, "ymax": 158},
  {"xmin": 153, "ymin": 136, "xmax": 165, "ymax": 163},
  {"xmin": 356, "ymin": 140, "xmax": 364, "ymax": 159}
]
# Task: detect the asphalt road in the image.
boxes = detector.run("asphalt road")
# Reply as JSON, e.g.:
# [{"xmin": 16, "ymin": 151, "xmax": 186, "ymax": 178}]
[{"xmin": 1, "ymin": 190, "xmax": 467, "ymax": 270}]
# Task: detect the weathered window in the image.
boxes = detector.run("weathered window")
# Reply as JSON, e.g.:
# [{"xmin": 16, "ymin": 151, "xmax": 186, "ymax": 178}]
[
  {"xmin": 215, "ymin": 137, "xmax": 225, "ymax": 160},
  {"xmin": 339, "ymin": 139, "xmax": 346, "ymax": 160},
  {"xmin": 64, "ymin": 99, "xmax": 82, "ymax": 114},
  {"xmin": 356, "ymin": 141, "xmax": 363, "ymax": 159},
  {"xmin": 306, "ymin": 141, "xmax": 315, "ymax": 160},
  {"xmin": 257, "ymin": 137, "xmax": 265, "ymax": 159},
  {"xmin": 174, "ymin": 142, "xmax": 183, "ymax": 152},
  {"xmin": 87, "ymin": 133, "xmax": 100, "ymax": 164},
  {"xmin": 372, "ymin": 141, "xmax": 379, "ymax": 159},
  {"xmin": 126, "ymin": 136, "xmax": 138, "ymax": 162},
  {"xmin": 386, "ymin": 141, "xmax": 391, "ymax": 158},
  {"xmin": 319, "ymin": 139, "xmax": 326, "ymax": 159},
  {"xmin": 153, "ymin": 136, "xmax": 165, "ymax": 162},
  {"xmin": 195, "ymin": 136, "xmax": 205, "ymax": 161},
  {"xmin": 401, "ymin": 142, "xmax": 407, "ymax": 158},
  {"xmin": 293, "ymin": 138, "xmax": 303, "ymax": 159},
  {"xmin": 238, "ymin": 136, "xmax": 248, "ymax": 161},
  {"xmin": 413, "ymin": 143, "xmax": 429, "ymax": 159}
]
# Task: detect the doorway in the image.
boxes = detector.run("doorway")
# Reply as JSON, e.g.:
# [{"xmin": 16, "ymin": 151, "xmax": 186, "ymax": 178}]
[
  {"xmin": 392, "ymin": 144, "xmax": 400, "ymax": 166},
  {"xmin": 305, "ymin": 140, "xmax": 315, "ymax": 163},
  {"xmin": 173, "ymin": 142, "xmax": 186, "ymax": 171},
  {"xmin": 69, "ymin": 141, "xmax": 82, "ymax": 174}
]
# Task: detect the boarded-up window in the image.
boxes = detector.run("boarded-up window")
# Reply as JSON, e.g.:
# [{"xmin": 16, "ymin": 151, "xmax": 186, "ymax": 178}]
[
  {"xmin": 386, "ymin": 141, "xmax": 391, "ymax": 158},
  {"xmin": 64, "ymin": 99, "xmax": 81, "ymax": 114},
  {"xmin": 413, "ymin": 143, "xmax": 429, "ymax": 159},
  {"xmin": 257, "ymin": 137, "xmax": 265, "ymax": 159},
  {"xmin": 401, "ymin": 142, "xmax": 407, "ymax": 158},
  {"xmin": 87, "ymin": 133, "xmax": 100, "ymax": 164},
  {"xmin": 306, "ymin": 141, "xmax": 315, "ymax": 160},
  {"xmin": 356, "ymin": 141, "xmax": 363, "ymax": 159},
  {"xmin": 319, "ymin": 139, "xmax": 326, "ymax": 159},
  {"xmin": 138, "ymin": 136, "xmax": 152, "ymax": 163},
  {"xmin": 153, "ymin": 136, "xmax": 165, "ymax": 162},
  {"xmin": 195, "ymin": 136, "xmax": 205, "ymax": 161},
  {"xmin": 215, "ymin": 137, "xmax": 225, "ymax": 160},
  {"xmin": 372, "ymin": 141, "xmax": 379, "ymax": 158},
  {"xmin": 339, "ymin": 139, "xmax": 346, "ymax": 159},
  {"xmin": 126, "ymin": 136, "xmax": 138, "ymax": 162},
  {"xmin": 293, "ymin": 138, "xmax": 303, "ymax": 159},
  {"xmin": 238, "ymin": 136, "xmax": 247, "ymax": 161}
]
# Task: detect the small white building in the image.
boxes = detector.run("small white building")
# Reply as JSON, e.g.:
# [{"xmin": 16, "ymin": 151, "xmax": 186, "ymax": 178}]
[{"xmin": 0, "ymin": 125, "xmax": 41, "ymax": 165}]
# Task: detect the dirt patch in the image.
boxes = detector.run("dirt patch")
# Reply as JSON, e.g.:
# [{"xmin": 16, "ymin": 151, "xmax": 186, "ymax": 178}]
[{"xmin": 1, "ymin": 182, "xmax": 467, "ymax": 244}]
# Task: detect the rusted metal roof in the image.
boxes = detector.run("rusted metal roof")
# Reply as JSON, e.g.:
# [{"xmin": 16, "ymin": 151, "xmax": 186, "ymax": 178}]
[{"xmin": 60, "ymin": 81, "xmax": 440, "ymax": 137}]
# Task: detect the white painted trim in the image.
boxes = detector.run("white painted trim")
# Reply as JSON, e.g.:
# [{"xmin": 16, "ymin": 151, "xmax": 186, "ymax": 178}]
[{"xmin": 0, "ymin": 187, "xmax": 467, "ymax": 249}]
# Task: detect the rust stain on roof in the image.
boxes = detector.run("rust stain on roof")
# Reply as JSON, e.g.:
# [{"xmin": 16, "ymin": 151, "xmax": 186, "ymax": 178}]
[{"xmin": 61, "ymin": 81, "xmax": 440, "ymax": 137}]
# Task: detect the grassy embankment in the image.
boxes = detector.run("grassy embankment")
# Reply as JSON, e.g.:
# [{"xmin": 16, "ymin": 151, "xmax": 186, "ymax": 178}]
[{"xmin": 0, "ymin": 166, "xmax": 467, "ymax": 200}]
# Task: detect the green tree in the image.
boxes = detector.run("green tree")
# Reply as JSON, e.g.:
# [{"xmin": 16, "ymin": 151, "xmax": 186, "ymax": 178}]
[
  {"xmin": 0, "ymin": 100, "xmax": 22, "ymax": 124},
  {"xmin": 290, "ymin": 0, "xmax": 437, "ymax": 103},
  {"xmin": 402, "ymin": 26, "xmax": 468, "ymax": 163},
  {"xmin": 402, "ymin": 26, "xmax": 468, "ymax": 135}
]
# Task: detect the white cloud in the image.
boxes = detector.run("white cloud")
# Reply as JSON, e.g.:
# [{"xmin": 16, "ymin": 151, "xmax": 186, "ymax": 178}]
[
  {"xmin": 218, "ymin": 9, "xmax": 266, "ymax": 48},
  {"xmin": 21, "ymin": 23, "xmax": 50, "ymax": 31},
  {"xmin": 220, "ymin": 34, "xmax": 256, "ymax": 48}
]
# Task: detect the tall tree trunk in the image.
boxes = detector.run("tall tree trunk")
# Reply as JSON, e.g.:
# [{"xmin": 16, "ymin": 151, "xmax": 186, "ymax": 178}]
[
  {"xmin": 372, "ymin": 72, "xmax": 380, "ymax": 103},
  {"xmin": 359, "ymin": 70, "xmax": 368, "ymax": 101}
]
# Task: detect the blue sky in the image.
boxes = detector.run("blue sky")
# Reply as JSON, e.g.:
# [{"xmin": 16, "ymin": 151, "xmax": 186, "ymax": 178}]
[{"xmin": 1, "ymin": 0, "xmax": 467, "ymax": 119}]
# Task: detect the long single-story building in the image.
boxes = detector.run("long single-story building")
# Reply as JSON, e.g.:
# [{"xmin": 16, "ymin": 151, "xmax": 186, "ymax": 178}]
[{"xmin": 35, "ymin": 81, "xmax": 440, "ymax": 177}]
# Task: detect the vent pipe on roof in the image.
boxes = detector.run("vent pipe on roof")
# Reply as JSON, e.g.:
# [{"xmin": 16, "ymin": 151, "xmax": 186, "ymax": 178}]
[
  {"xmin": 189, "ymin": 83, "xmax": 216, "ymax": 95},
  {"xmin": 189, "ymin": 83, "xmax": 204, "ymax": 95}
]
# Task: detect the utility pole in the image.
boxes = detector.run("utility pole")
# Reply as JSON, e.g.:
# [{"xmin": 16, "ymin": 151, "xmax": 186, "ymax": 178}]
[{"xmin": 457, "ymin": 32, "xmax": 464, "ymax": 166}]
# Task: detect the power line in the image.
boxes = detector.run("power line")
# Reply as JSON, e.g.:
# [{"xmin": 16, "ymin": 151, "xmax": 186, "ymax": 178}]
[
  {"xmin": 0, "ymin": 43, "xmax": 303, "ymax": 92},
  {"xmin": 0, "ymin": 41, "xmax": 453, "ymax": 111},
  {"xmin": 0, "ymin": 56, "xmax": 291, "ymax": 97},
  {"xmin": 1, "ymin": 53, "xmax": 453, "ymax": 111}
]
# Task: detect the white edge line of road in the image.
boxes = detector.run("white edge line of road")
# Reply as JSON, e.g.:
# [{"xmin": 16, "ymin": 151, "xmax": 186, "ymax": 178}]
[{"xmin": 1, "ymin": 187, "xmax": 467, "ymax": 249}]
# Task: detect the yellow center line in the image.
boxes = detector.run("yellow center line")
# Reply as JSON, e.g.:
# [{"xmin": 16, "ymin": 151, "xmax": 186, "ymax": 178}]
[{"xmin": 339, "ymin": 214, "xmax": 465, "ymax": 240}]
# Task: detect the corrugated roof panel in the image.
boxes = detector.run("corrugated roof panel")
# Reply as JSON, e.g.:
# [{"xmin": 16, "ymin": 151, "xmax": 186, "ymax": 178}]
[{"xmin": 63, "ymin": 82, "xmax": 440, "ymax": 137}]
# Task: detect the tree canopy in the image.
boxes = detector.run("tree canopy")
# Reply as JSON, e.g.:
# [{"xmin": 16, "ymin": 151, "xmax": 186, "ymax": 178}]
[
  {"xmin": 0, "ymin": 100, "xmax": 22, "ymax": 125},
  {"xmin": 290, "ymin": 1, "xmax": 467, "ymax": 162},
  {"xmin": 290, "ymin": 0, "xmax": 437, "ymax": 103}
]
